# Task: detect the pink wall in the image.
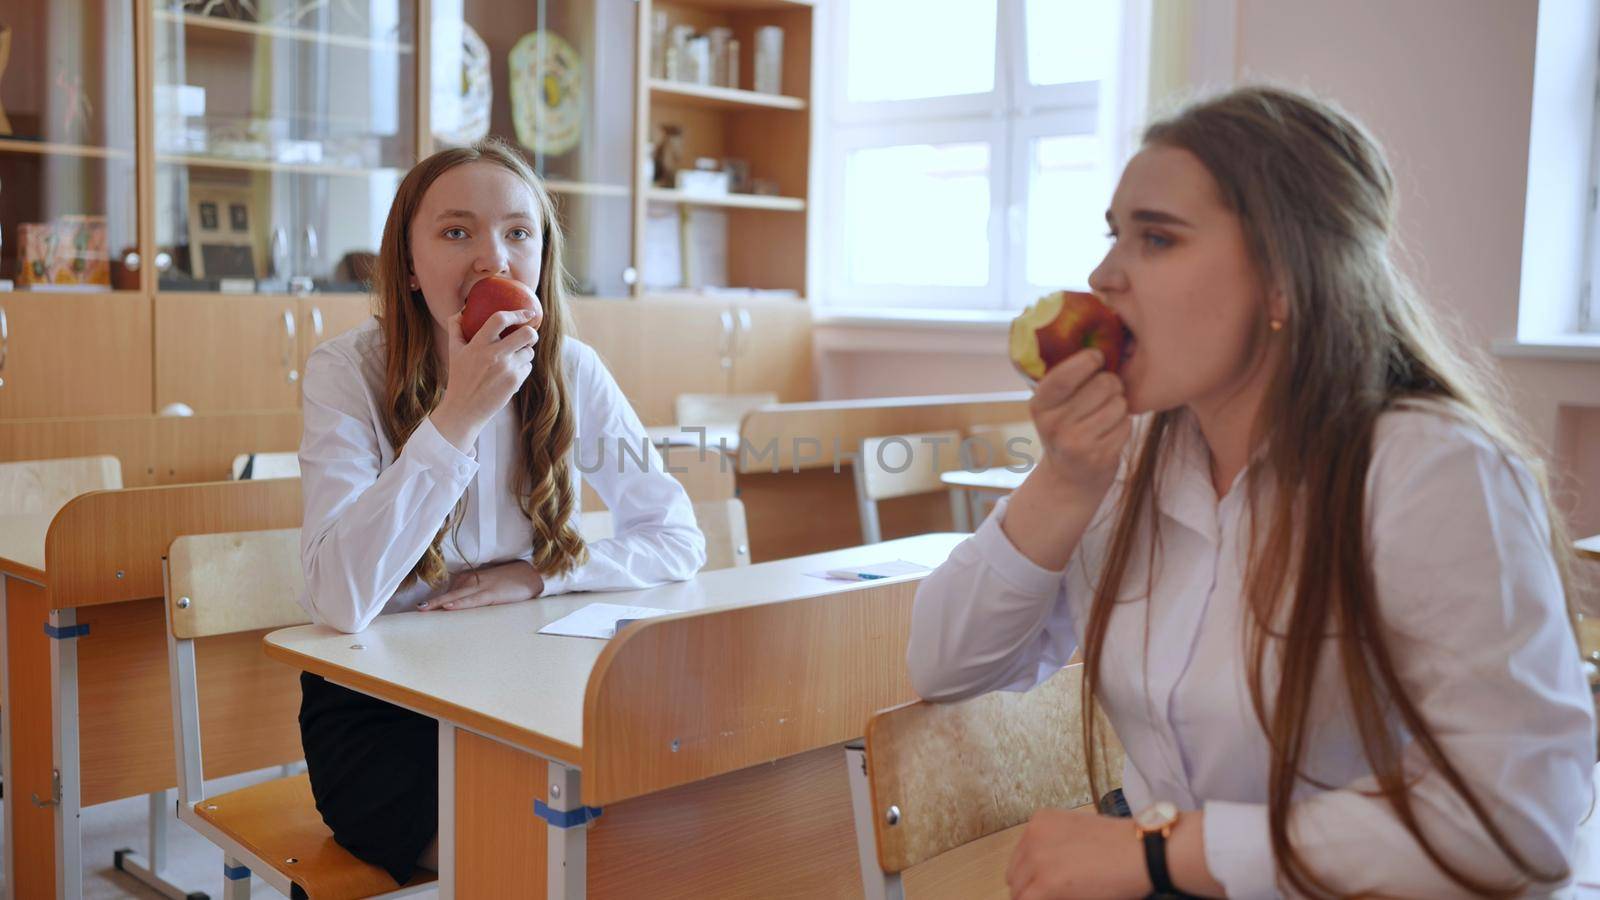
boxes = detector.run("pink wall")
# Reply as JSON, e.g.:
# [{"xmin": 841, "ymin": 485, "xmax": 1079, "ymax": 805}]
[{"xmin": 1234, "ymin": 0, "xmax": 1600, "ymax": 537}]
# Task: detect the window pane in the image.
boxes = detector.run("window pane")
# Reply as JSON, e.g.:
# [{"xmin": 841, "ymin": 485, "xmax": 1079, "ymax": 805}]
[
  {"xmin": 1026, "ymin": 135, "xmax": 1111, "ymax": 290},
  {"xmin": 845, "ymin": 143, "xmax": 991, "ymax": 287},
  {"xmin": 1025, "ymin": 0, "xmax": 1119, "ymax": 87},
  {"xmin": 847, "ymin": 0, "xmax": 997, "ymax": 102}
]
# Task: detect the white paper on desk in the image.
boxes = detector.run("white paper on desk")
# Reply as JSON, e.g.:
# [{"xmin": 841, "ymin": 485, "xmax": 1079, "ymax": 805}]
[
  {"xmin": 805, "ymin": 559, "xmax": 933, "ymax": 582},
  {"xmin": 538, "ymin": 603, "xmax": 675, "ymax": 639}
]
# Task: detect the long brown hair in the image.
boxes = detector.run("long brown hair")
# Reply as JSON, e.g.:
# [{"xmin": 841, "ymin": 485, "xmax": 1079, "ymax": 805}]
[
  {"xmin": 1080, "ymin": 86, "xmax": 1581, "ymax": 896},
  {"xmin": 371, "ymin": 138, "xmax": 587, "ymax": 588}
]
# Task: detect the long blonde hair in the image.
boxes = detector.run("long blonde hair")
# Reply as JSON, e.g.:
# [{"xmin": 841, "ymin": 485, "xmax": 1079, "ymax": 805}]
[
  {"xmin": 1081, "ymin": 86, "xmax": 1580, "ymax": 896},
  {"xmin": 371, "ymin": 138, "xmax": 587, "ymax": 588}
]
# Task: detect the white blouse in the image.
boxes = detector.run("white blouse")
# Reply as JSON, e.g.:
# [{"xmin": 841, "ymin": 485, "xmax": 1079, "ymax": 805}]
[
  {"xmin": 908, "ymin": 402, "xmax": 1594, "ymax": 898},
  {"xmin": 297, "ymin": 319, "xmax": 706, "ymax": 634}
]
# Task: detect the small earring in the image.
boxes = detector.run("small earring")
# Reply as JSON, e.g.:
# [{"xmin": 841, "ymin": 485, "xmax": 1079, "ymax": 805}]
[{"xmin": 1269, "ymin": 318, "xmax": 1284, "ymax": 332}]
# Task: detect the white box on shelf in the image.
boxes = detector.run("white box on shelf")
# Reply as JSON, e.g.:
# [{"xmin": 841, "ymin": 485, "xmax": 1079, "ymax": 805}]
[{"xmin": 675, "ymin": 168, "xmax": 731, "ymax": 197}]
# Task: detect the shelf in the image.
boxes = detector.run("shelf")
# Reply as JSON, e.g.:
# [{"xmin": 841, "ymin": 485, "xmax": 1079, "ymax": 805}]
[
  {"xmin": 158, "ymin": 153, "xmax": 403, "ymax": 178},
  {"xmin": 659, "ymin": 0, "xmax": 813, "ymax": 10},
  {"xmin": 0, "ymin": 138, "xmax": 133, "ymax": 161},
  {"xmin": 153, "ymin": 9, "xmax": 414, "ymax": 54},
  {"xmin": 650, "ymin": 80, "xmax": 805, "ymax": 112},
  {"xmin": 647, "ymin": 188, "xmax": 805, "ymax": 211},
  {"xmin": 544, "ymin": 180, "xmax": 631, "ymax": 198}
]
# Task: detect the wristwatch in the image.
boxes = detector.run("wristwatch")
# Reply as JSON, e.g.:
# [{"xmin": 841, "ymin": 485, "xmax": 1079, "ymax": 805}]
[{"xmin": 1133, "ymin": 801, "xmax": 1181, "ymax": 896}]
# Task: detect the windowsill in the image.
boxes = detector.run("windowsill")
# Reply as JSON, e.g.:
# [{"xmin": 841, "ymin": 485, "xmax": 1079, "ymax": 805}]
[
  {"xmin": 813, "ymin": 307, "xmax": 1013, "ymax": 332},
  {"xmin": 1490, "ymin": 335, "xmax": 1600, "ymax": 363}
]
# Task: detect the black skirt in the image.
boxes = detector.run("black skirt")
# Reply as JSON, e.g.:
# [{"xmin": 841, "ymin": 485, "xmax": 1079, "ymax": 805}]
[{"xmin": 298, "ymin": 671, "xmax": 437, "ymax": 885}]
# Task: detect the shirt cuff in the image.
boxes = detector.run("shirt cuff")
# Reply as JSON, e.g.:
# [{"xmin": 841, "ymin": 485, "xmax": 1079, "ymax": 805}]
[
  {"xmin": 538, "ymin": 567, "xmax": 571, "ymax": 597},
  {"xmin": 970, "ymin": 496, "xmax": 1068, "ymax": 595},
  {"xmin": 1202, "ymin": 800, "xmax": 1278, "ymax": 900},
  {"xmin": 413, "ymin": 415, "xmax": 479, "ymax": 477}
]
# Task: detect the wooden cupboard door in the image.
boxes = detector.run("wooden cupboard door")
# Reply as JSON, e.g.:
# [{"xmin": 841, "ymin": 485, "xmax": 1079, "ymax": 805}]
[
  {"xmin": 637, "ymin": 298, "xmax": 738, "ymax": 426},
  {"xmin": 298, "ymin": 295, "xmax": 375, "ymax": 367},
  {"xmin": 731, "ymin": 300, "xmax": 813, "ymax": 402},
  {"xmin": 0, "ymin": 293, "xmax": 153, "ymax": 419},
  {"xmin": 155, "ymin": 294, "xmax": 300, "ymax": 414}
]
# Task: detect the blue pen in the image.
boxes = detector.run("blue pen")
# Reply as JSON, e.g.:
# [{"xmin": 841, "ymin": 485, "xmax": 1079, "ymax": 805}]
[{"xmin": 826, "ymin": 569, "xmax": 887, "ymax": 581}]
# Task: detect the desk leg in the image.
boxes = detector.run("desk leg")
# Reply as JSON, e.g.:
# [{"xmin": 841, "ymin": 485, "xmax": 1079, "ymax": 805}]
[
  {"xmin": 48, "ymin": 606, "xmax": 84, "ymax": 900},
  {"xmin": 4, "ymin": 576, "xmax": 59, "ymax": 898},
  {"xmin": 546, "ymin": 762, "xmax": 588, "ymax": 899},
  {"xmin": 948, "ymin": 489, "xmax": 972, "ymax": 533},
  {"xmin": 437, "ymin": 721, "xmax": 456, "ymax": 900}
]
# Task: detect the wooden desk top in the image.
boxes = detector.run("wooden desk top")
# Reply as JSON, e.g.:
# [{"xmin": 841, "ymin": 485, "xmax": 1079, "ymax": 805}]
[
  {"xmin": 1579, "ymin": 535, "xmax": 1600, "ymax": 562},
  {"xmin": 264, "ymin": 533, "xmax": 964, "ymax": 767},
  {"xmin": 0, "ymin": 512, "xmax": 53, "ymax": 582},
  {"xmin": 940, "ymin": 466, "xmax": 1028, "ymax": 494}
]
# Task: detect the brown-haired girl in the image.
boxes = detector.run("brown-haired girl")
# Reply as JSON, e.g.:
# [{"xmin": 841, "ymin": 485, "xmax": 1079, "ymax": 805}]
[
  {"xmin": 295, "ymin": 139, "xmax": 705, "ymax": 883},
  {"xmin": 908, "ymin": 86, "xmax": 1594, "ymax": 898}
]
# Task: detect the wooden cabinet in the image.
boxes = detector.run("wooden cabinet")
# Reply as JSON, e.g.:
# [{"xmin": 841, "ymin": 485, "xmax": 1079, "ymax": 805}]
[
  {"xmin": 0, "ymin": 293, "xmax": 153, "ymax": 419},
  {"xmin": 154, "ymin": 294, "xmax": 300, "ymax": 414},
  {"xmin": 298, "ymin": 294, "xmax": 375, "ymax": 367},
  {"xmin": 731, "ymin": 299, "xmax": 811, "ymax": 400},
  {"xmin": 573, "ymin": 295, "xmax": 812, "ymax": 426}
]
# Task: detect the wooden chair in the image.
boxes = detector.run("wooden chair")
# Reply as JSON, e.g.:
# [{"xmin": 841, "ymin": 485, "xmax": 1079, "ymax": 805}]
[
  {"xmin": 846, "ymin": 664, "xmax": 1124, "ymax": 899},
  {"xmin": 854, "ymin": 430, "xmax": 968, "ymax": 544},
  {"xmin": 958, "ymin": 421, "xmax": 1039, "ymax": 524},
  {"xmin": 230, "ymin": 451, "xmax": 300, "ymax": 481},
  {"xmin": 164, "ymin": 528, "xmax": 436, "ymax": 899},
  {"xmin": 0, "ymin": 453, "xmax": 121, "ymax": 515},
  {"xmin": 578, "ymin": 498, "xmax": 751, "ymax": 571},
  {"xmin": 675, "ymin": 391, "xmax": 777, "ymax": 428}
]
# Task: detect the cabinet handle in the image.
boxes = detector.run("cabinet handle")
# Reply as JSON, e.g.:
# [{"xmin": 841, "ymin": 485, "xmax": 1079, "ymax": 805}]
[
  {"xmin": 0, "ymin": 304, "xmax": 8, "ymax": 388},
  {"xmin": 719, "ymin": 309, "xmax": 735, "ymax": 371},
  {"xmin": 283, "ymin": 309, "xmax": 299, "ymax": 384},
  {"xmin": 735, "ymin": 308, "xmax": 752, "ymax": 359},
  {"xmin": 311, "ymin": 305, "xmax": 324, "ymax": 338}
]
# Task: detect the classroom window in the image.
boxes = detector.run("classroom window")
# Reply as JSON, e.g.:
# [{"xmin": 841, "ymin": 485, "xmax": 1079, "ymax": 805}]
[{"xmin": 822, "ymin": 0, "xmax": 1145, "ymax": 313}]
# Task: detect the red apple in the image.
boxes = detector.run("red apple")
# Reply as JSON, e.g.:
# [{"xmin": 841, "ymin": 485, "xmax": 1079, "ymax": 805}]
[
  {"xmin": 461, "ymin": 276, "xmax": 543, "ymax": 342},
  {"xmin": 1008, "ymin": 290, "xmax": 1127, "ymax": 380}
]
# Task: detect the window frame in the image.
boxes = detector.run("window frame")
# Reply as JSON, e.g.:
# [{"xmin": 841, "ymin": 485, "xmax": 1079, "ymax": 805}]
[{"xmin": 819, "ymin": 0, "xmax": 1147, "ymax": 314}]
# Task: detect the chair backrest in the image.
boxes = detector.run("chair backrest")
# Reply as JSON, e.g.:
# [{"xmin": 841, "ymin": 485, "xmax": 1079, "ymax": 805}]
[
  {"xmin": 579, "ymin": 499, "xmax": 750, "ymax": 571},
  {"xmin": 165, "ymin": 528, "xmax": 308, "ymax": 808},
  {"xmin": 0, "ymin": 454, "xmax": 121, "ymax": 516},
  {"xmin": 675, "ymin": 392, "xmax": 777, "ymax": 428},
  {"xmin": 862, "ymin": 664, "xmax": 1124, "ymax": 874},
  {"xmin": 230, "ymin": 451, "xmax": 301, "ymax": 481},
  {"xmin": 963, "ymin": 420, "xmax": 1040, "ymax": 469},
  {"xmin": 854, "ymin": 430, "xmax": 964, "ymax": 543},
  {"xmin": 167, "ymin": 528, "xmax": 308, "ymax": 640}
]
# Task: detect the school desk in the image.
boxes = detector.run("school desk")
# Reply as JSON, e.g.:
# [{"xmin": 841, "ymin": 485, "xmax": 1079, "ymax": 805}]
[
  {"xmin": 265, "ymin": 533, "xmax": 967, "ymax": 898},
  {"xmin": 0, "ymin": 479, "xmax": 303, "ymax": 899}
]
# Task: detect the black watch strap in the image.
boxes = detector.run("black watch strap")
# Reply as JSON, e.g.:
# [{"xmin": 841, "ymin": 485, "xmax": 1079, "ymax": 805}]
[{"xmin": 1143, "ymin": 829, "xmax": 1179, "ymax": 896}]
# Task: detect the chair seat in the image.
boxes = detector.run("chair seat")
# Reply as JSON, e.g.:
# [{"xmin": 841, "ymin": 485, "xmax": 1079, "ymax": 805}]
[{"xmin": 191, "ymin": 773, "xmax": 436, "ymax": 899}]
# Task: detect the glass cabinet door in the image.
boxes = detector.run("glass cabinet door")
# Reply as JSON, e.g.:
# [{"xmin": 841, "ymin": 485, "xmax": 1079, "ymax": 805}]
[
  {"xmin": 429, "ymin": 0, "xmax": 636, "ymax": 297},
  {"xmin": 152, "ymin": 0, "xmax": 417, "ymax": 293},
  {"xmin": 0, "ymin": 0, "xmax": 140, "ymax": 291}
]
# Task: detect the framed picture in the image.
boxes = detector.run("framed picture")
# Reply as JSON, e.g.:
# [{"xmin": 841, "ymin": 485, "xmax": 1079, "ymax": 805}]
[{"xmin": 187, "ymin": 183, "xmax": 257, "ymax": 280}]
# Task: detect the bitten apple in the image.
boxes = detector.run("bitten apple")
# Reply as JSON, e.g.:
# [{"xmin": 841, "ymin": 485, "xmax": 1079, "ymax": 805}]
[
  {"xmin": 461, "ymin": 276, "xmax": 543, "ymax": 342},
  {"xmin": 1008, "ymin": 290, "xmax": 1128, "ymax": 380}
]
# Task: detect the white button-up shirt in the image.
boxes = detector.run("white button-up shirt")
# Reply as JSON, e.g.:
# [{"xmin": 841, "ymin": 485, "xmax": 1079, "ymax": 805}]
[
  {"xmin": 908, "ymin": 403, "xmax": 1594, "ymax": 897},
  {"xmin": 298, "ymin": 319, "xmax": 705, "ymax": 634}
]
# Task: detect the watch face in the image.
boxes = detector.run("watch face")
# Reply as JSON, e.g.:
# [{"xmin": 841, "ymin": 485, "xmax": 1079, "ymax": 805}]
[{"xmin": 1134, "ymin": 801, "xmax": 1179, "ymax": 830}]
